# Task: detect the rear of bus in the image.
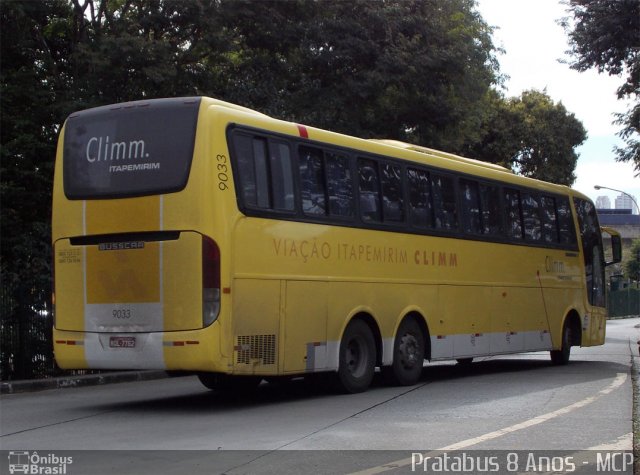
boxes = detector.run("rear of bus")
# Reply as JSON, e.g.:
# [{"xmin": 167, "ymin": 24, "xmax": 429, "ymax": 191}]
[{"xmin": 52, "ymin": 97, "xmax": 236, "ymax": 372}]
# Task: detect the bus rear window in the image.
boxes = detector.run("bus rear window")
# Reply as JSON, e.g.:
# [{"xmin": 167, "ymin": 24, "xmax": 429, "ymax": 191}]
[{"xmin": 63, "ymin": 97, "xmax": 201, "ymax": 199}]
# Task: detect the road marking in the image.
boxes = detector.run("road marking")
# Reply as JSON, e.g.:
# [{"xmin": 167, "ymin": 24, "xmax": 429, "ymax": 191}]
[
  {"xmin": 349, "ymin": 373, "xmax": 628, "ymax": 475},
  {"xmin": 589, "ymin": 432, "xmax": 633, "ymax": 451}
]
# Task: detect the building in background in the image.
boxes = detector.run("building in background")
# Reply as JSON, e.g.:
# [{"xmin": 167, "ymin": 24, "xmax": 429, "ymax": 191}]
[
  {"xmin": 615, "ymin": 193, "xmax": 638, "ymax": 214},
  {"xmin": 597, "ymin": 209, "xmax": 639, "ymax": 244},
  {"xmin": 596, "ymin": 195, "xmax": 611, "ymax": 209}
]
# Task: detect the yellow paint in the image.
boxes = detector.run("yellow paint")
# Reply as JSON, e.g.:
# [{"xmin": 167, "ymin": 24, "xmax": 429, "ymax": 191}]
[
  {"xmin": 86, "ymin": 243, "xmax": 160, "ymax": 304},
  {"xmin": 52, "ymin": 97, "xmax": 605, "ymax": 375}
]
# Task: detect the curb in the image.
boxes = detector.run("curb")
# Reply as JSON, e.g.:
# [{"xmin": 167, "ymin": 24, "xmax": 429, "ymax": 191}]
[{"xmin": 0, "ymin": 370, "xmax": 168, "ymax": 395}]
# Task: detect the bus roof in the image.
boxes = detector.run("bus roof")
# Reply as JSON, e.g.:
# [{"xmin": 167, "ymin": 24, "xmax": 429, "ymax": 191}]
[
  {"xmin": 204, "ymin": 97, "xmax": 589, "ymax": 203},
  {"xmin": 368, "ymin": 139, "xmax": 513, "ymax": 174}
]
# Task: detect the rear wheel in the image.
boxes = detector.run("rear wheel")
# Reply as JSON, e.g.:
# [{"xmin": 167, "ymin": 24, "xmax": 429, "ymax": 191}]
[
  {"xmin": 550, "ymin": 321, "xmax": 573, "ymax": 365},
  {"xmin": 384, "ymin": 318, "xmax": 425, "ymax": 386},
  {"xmin": 336, "ymin": 319, "xmax": 376, "ymax": 393}
]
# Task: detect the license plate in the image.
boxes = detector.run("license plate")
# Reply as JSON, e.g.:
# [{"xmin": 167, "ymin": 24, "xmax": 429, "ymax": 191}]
[{"xmin": 109, "ymin": 336, "xmax": 136, "ymax": 348}]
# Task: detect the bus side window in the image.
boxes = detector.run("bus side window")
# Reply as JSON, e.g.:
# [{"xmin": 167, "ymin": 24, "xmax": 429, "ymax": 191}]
[
  {"xmin": 252, "ymin": 138, "xmax": 271, "ymax": 209},
  {"xmin": 358, "ymin": 158, "xmax": 382, "ymax": 223},
  {"xmin": 431, "ymin": 174, "xmax": 458, "ymax": 231},
  {"xmin": 269, "ymin": 141, "xmax": 294, "ymax": 211},
  {"xmin": 575, "ymin": 198, "xmax": 605, "ymax": 307},
  {"xmin": 407, "ymin": 168, "xmax": 433, "ymax": 229},
  {"xmin": 540, "ymin": 195, "xmax": 559, "ymax": 243},
  {"xmin": 233, "ymin": 134, "xmax": 272, "ymax": 209},
  {"xmin": 326, "ymin": 151, "xmax": 354, "ymax": 218},
  {"xmin": 381, "ymin": 162, "xmax": 404, "ymax": 223},
  {"xmin": 460, "ymin": 179, "xmax": 481, "ymax": 234},
  {"xmin": 479, "ymin": 183, "xmax": 503, "ymax": 236},
  {"xmin": 557, "ymin": 197, "xmax": 577, "ymax": 245},
  {"xmin": 233, "ymin": 134, "xmax": 259, "ymax": 207},
  {"xmin": 504, "ymin": 188, "xmax": 523, "ymax": 239},
  {"xmin": 299, "ymin": 146, "xmax": 327, "ymax": 216},
  {"xmin": 522, "ymin": 192, "xmax": 542, "ymax": 241}
]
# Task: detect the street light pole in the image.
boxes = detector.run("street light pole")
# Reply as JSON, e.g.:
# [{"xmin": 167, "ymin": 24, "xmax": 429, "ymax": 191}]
[{"xmin": 594, "ymin": 185, "xmax": 639, "ymax": 214}]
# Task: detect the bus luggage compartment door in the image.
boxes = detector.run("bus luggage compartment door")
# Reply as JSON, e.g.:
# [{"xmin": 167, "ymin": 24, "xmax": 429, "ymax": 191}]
[{"xmin": 54, "ymin": 231, "xmax": 203, "ymax": 333}]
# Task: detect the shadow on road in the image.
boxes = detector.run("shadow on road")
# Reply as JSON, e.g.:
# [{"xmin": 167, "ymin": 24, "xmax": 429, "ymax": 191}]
[{"xmin": 87, "ymin": 356, "xmax": 630, "ymax": 414}]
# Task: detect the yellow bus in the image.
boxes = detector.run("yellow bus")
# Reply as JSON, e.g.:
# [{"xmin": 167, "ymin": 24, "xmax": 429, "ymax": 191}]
[{"xmin": 52, "ymin": 96, "xmax": 621, "ymax": 393}]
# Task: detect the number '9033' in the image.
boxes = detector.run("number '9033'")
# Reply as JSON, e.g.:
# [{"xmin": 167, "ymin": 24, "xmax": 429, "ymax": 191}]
[{"xmin": 113, "ymin": 309, "xmax": 132, "ymax": 319}]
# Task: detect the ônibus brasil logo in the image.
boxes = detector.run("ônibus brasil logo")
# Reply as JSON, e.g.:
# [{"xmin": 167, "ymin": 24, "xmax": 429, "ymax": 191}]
[{"xmin": 7, "ymin": 451, "xmax": 73, "ymax": 474}]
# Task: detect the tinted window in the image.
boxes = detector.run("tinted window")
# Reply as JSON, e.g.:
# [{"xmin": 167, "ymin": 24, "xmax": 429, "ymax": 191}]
[
  {"xmin": 299, "ymin": 146, "xmax": 326, "ymax": 215},
  {"xmin": 522, "ymin": 192, "xmax": 541, "ymax": 241},
  {"xmin": 557, "ymin": 197, "xmax": 577, "ymax": 245},
  {"xmin": 460, "ymin": 179, "xmax": 481, "ymax": 234},
  {"xmin": 479, "ymin": 184, "xmax": 503, "ymax": 235},
  {"xmin": 233, "ymin": 135, "xmax": 294, "ymax": 211},
  {"xmin": 504, "ymin": 188, "xmax": 523, "ymax": 239},
  {"xmin": 358, "ymin": 159, "xmax": 381, "ymax": 222},
  {"xmin": 64, "ymin": 97, "xmax": 201, "ymax": 199},
  {"xmin": 431, "ymin": 174, "xmax": 458, "ymax": 231},
  {"xmin": 234, "ymin": 135, "xmax": 259, "ymax": 206},
  {"xmin": 407, "ymin": 168, "xmax": 432, "ymax": 229},
  {"xmin": 326, "ymin": 152, "xmax": 354, "ymax": 217},
  {"xmin": 381, "ymin": 163, "xmax": 404, "ymax": 222},
  {"xmin": 575, "ymin": 198, "xmax": 605, "ymax": 307},
  {"xmin": 253, "ymin": 138, "xmax": 271, "ymax": 208},
  {"xmin": 540, "ymin": 196, "xmax": 559, "ymax": 243},
  {"xmin": 269, "ymin": 141, "xmax": 294, "ymax": 211}
]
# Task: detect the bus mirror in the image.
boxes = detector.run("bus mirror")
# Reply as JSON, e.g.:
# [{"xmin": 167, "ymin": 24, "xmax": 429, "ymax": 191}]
[
  {"xmin": 601, "ymin": 226, "xmax": 622, "ymax": 266},
  {"xmin": 610, "ymin": 234, "xmax": 622, "ymax": 265}
]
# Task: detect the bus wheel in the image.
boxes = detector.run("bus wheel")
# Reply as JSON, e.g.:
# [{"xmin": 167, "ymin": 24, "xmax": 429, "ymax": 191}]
[
  {"xmin": 384, "ymin": 318, "xmax": 425, "ymax": 386},
  {"xmin": 550, "ymin": 322, "xmax": 572, "ymax": 365},
  {"xmin": 336, "ymin": 319, "xmax": 376, "ymax": 393},
  {"xmin": 198, "ymin": 373, "xmax": 262, "ymax": 392}
]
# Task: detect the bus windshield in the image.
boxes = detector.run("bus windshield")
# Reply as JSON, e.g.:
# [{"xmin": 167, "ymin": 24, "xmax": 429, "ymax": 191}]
[{"xmin": 63, "ymin": 97, "xmax": 201, "ymax": 199}]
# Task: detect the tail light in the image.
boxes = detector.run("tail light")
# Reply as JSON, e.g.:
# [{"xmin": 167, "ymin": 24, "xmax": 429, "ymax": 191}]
[{"xmin": 202, "ymin": 236, "xmax": 221, "ymax": 327}]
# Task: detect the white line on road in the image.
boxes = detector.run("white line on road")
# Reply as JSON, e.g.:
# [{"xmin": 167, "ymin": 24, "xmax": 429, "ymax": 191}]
[{"xmin": 348, "ymin": 372, "xmax": 628, "ymax": 475}]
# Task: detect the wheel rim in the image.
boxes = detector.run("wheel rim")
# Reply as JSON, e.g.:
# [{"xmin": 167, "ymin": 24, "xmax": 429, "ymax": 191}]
[
  {"xmin": 398, "ymin": 333, "xmax": 420, "ymax": 370},
  {"xmin": 346, "ymin": 336, "xmax": 367, "ymax": 378}
]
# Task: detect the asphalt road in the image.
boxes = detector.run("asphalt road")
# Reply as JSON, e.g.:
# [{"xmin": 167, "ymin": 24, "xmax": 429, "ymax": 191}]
[{"xmin": 1, "ymin": 318, "xmax": 637, "ymax": 474}]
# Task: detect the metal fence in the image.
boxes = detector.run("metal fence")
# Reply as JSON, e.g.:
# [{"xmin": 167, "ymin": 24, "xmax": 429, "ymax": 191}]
[
  {"xmin": 0, "ymin": 282, "xmax": 56, "ymax": 380},
  {"xmin": 0, "ymin": 282, "xmax": 99, "ymax": 381},
  {"xmin": 608, "ymin": 287, "xmax": 640, "ymax": 318}
]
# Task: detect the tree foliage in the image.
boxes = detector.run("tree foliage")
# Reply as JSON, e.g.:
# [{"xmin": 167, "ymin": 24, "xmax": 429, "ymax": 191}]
[
  {"xmin": 626, "ymin": 239, "xmax": 640, "ymax": 281},
  {"xmin": 216, "ymin": 0, "xmax": 500, "ymax": 152},
  {"xmin": 464, "ymin": 89, "xmax": 587, "ymax": 185},
  {"xmin": 562, "ymin": 0, "xmax": 640, "ymax": 173}
]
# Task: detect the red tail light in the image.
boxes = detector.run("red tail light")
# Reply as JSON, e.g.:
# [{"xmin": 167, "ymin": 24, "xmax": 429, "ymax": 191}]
[{"xmin": 202, "ymin": 236, "xmax": 221, "ymax": 326}]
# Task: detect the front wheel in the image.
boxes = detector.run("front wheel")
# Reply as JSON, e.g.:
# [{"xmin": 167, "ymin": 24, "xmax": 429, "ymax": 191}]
[
  {"xmin": 550, "ymin": 321, "xmax": 573, "ymax": 365},
  {"xmin": 336, "ymin": 319, "xmax": 376, "ymax": 393}
]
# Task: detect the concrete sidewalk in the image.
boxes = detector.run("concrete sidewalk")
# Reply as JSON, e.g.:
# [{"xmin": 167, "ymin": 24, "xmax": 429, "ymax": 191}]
[{"xmin": 0, "ymin": 370, "xmax": 168, "ymax": 395}]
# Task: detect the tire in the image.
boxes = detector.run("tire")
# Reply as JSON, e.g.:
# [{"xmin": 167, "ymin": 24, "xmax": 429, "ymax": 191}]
[
  {"xmin": 384, "ymin": 318, "xmax": 425, "ymax": 386},
  {"xmin": 198, "ymin": 373, "xmax": 262, "ymax": 392},
  {"xmin": 550, "ymin": 321, "xmax": 572, "ymax": 365},
  {"xmin": 336, "ymin": 319, "xmax": 376, "ymax": 393}
]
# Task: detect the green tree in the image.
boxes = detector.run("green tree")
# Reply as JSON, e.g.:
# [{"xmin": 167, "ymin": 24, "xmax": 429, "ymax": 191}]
[
  {"xmin": 562, "ymin": 0, "xmax": 640, "ymax": 173},
  {"xmin": 464, "ymin": 90, "xmax": 587, "ymax": 185},
  {"xmin": 216, "ymin": 0, "xmax": 501, "ymax": 151},
  {"xmin": 0, "ymin": 0, "xmax": 73, "ymax": 378},
  {"xmin": 627, "ymin": 239, "xmax": 640, "ymax": 281}
]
